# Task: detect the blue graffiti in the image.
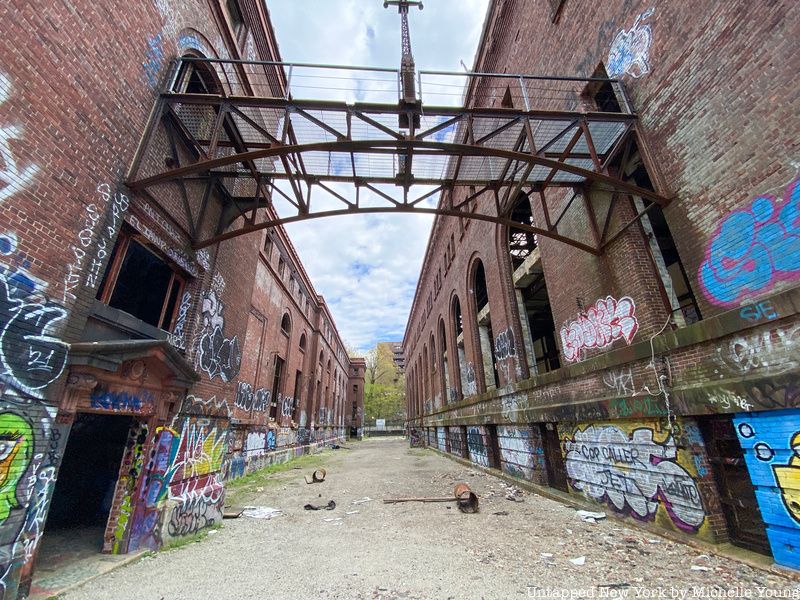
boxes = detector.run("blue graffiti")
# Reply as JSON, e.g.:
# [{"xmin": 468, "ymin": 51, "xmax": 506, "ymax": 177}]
[
  {"xmin": 733, "ymin": 409, "xmax": 800, "ymax": 570},
  {"xmin": 90, "ymin": 386, "xmax": 153, "ymax": 412},
  {"xmin": 143, "ymin": 33, "xmax": 166, "ymax": 88},
  {"xmin": 700, "ymin": 177, "xmax": 800, "ymax": 306},
  {"xmin": 266, "ymin": 430, "xmax": 276, "ymax": 451}
]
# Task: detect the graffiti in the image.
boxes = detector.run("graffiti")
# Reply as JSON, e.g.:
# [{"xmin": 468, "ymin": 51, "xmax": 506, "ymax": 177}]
[
  {"xmin": 196, "ymin": 249, "xmax": 210, "ymax": 271},
  {"xmin": 500, "ymin": 393, "xmax": 523, "ymax": 422},
  {"xmin": 245, "ymin": 431, "xmax": 266, "ymax": 457},
  {"xmin": 90, "ymin": 386, "xmax": 153, "ymax": 413},
  {"xmin": 436, "ymin": 426, "xmax": 446, "ymax": 450},
  {"xmin": 607, "ymin": 8, "xmax": 654, "ymax": 79},
  {"xmin": 602, "ymin": 367, "xmax": 636, "ymax": 396},
  {"xmin": 0, "ymin": 412, "xmax": 33, "ymax": 523},
  {"xmin": 704, "ymin": 388, "xmax": 753, "ymax": 412},
  {"xmin": 612, "ymin": 395, "xmax": 669, "ymax": 418},
  {"xmin": 0, "ymin": 232, "xmax": 47, "ymax": 304},
  {"xmin": 464, "ymin": 362, "xmax": 477, "ymax": 397},
  {"xmin": 197, "ymin": 290, "xmax": 241, "ymax": 382},
  {"xmin": 498, "ymin": 426, "xmax": 539, "ymax": 480},
  {"xmin": 211, "ymin": 272, "xmax": 225, "ymax": 295},
  {"xmin": 143, "ymin": 33, "xmax": 166, "ymax": 88},
  {"xmin": 494, "ymin": 329, "xmax": 516, "ymax": 360},
  {"xmin": 563, "ymin": 424, "xmax": 705, "ymax": 532},
  {"xmin": 167, "ymin": 291, "xmax": 192, "ymax": 350},
  {"xmin": 126, "ymin": 213, "xmax": 199, "ymax": 278},
  {"xmin": 178, "ymin": 395, "xmax": 230, "ymax": 418},
  {"xmin": 744, "ymin": 380, "xmax": 800, "ymax": 410},
  {"xmin": 0, "ymin": 275, "xmax": 68, "ymax": 395},
  {"xmin": 227, "ymin": 454, "xmax": 246, "ymax": 480},
  {"xmin": 169, "ymin": 419, "xmax": 226, "ymax": 480},
  {"xmin": 141, "ymin": 200, "xmax": 180, "ymax": 244},
  {"xmin": 0, "ymin": 72, "xmax": 39, "ymax": 204},
  {"xmin": 167, "ymin": 495, "xmax": 219, "ymax": 537},
  {"xmin": 700, "ymin": 177, "xmax": 800, "ymax": 306},
  {"xmin": 280, "ymin": 395, "xmax": 294, "ymax": 418},
  {"xmin": 739, "ymin": 300, "xmax": 778, "ymax": 322},
  {"xmin": 267, "ymin": 429, "xmax": 276, "ymax": 450},
  {"xmin": 466, "ymin": 426, "xmax": 490, "ymax": 468},
  {"xmin": 234, "ymin": 382, "xmax": 270, "ymax": 413},
  {"xmin": 64, "ymin": 183, "xmax": 129, "ymax": 302},
  {"xmin": 716, "ymin": 325, "xmax": 799, "ymax": 376},
  {"xmin": 733, "ymin": 410, "xmax": 800, "ymax": 569},
  {"xmin": 560, "ymin": 296, "xmax": 639, "ymax": 362},
  {"xmin": 409, "ymin": 427, "xmax": 423, "ymax": 447}
]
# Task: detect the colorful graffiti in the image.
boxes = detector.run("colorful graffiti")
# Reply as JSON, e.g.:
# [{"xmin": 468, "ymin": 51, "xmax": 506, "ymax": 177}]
[
  {"xmin": 561, "ymin": 422, "xmax": 706, "ymax": 533},
  {"xmin": 90, "ymin": 386, "xmax": 154, "ymax": 413},
  {"xmin": 699, "ymin": 177, "xmax": 800, "ymax": 306},
  {"xmin": 607, "ymin": 8, "xmax": 654, "ymax": 79},
  {"xmin": 409, "ymin": 427, "xmax": 423, "ymax": 448},
  {"xmin": 733, "ymin": 409, "xmax": 800, "ymax": 569},
  {"xmin": 0, "ymin": 413, "xmax": 32, "ymax": 523},
  {"xmin": 197, "ymin": 290, "xmax": 241, "ymax": 382},
  {"xmin": 560, "ymin": 296, "xmax": 639, "ymax": 362}
]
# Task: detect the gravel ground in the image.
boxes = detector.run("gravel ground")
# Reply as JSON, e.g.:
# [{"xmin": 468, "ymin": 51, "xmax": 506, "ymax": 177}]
[{"xmin": 66, "ymin": 438, "xmax": 798, "ymax": 600}]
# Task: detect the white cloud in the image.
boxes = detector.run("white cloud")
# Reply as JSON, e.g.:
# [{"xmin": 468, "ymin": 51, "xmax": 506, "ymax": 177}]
[{"xmin": 267, "ymin": 0, "xmax": 490, "ymax": 352}]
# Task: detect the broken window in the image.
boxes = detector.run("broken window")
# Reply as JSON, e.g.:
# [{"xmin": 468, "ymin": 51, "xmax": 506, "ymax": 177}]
[
  {"xmin": 438, "ymin": 318, "xmax": 451, "ymax": 404},
  {"xmin": 281, "ymin": 313, "xmax": 291, "ymax": 336},
  {"xmin": 508, "ymin": 193, "xmax": 538, "ymax": 270},
  {"xmin": 299, "ymin": 333, "xmax": 307, "ymax": 352},
  {"xmin": 292, "ymin": 370, "xmax": 303, "ymax": 422},
  {"xmin": 98, "ymin": 231, "xmax": 185, "ymax": 331},
  {"xmin": 473, "ymin": 261, "xmax": 498, "ymax": 391},
  {"xmin": 582, "ymin": 63, "xmax": 623, "ymax": 113},
  {"xmin": 270, "ymin": 355, "xmax": 285, "ymax": 420}
]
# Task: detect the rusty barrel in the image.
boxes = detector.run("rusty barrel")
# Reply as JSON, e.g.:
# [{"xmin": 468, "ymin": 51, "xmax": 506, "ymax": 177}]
[
  {"xmin": 454, "ymin": 483, "xmax": 479, "ymax": 513},
  {"xmin": 312, "ymin": 468, "xmax": 326, "ymax": 482}
]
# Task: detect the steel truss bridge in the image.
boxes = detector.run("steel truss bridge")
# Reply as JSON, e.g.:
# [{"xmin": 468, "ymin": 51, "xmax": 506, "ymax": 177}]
[{"xmin": 127, "ymin": 57, "xmax": 669, "ymax": 255}]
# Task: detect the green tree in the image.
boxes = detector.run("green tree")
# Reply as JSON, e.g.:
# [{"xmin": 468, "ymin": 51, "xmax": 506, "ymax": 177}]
[{"xmin": 363, "ymin": 343, "xmax": 406, "ymax": 425}]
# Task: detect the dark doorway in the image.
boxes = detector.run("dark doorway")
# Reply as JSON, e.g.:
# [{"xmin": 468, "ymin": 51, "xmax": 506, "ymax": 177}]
[
  {"xmin": 47, "ymin": 413, "xmax": 133, "ymax": 530},
  {"xmin": 699, "ymin": 415, "xmax": 771, "ymax": 555},
  {"xmin": 540, "ymin": 423, "xmax": 568, "ymax": 492}
]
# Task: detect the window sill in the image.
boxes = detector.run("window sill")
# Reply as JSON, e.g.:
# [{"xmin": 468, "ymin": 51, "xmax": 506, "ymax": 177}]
[{"xmin": 89, "ymin": 299, "xmax": 170, "ymax": 342}]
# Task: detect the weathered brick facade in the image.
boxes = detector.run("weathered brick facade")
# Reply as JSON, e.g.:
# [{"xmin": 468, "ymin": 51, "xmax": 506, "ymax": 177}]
[
  {"xmin": 404, "ymin": 0, "xmax": 800, "ymax": 570},
  {"xmin": 0, "ymin": 0, "xmax": 362, "ymax": 596}
]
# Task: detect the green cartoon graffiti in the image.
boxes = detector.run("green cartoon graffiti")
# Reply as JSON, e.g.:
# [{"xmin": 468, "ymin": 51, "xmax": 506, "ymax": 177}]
[{"xmin": 0, "ymin": 413, "xmax": 33, "ymax": 523}]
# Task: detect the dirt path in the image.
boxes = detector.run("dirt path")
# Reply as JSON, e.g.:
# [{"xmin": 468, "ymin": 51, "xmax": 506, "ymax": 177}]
[{"xmin": 65, "ymin": 439, "xmax": 797, "ymax": 600}]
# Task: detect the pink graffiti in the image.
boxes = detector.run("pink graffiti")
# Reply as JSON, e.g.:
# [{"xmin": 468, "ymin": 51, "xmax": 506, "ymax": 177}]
[{"xmin": 560, "ymin": 296, "xmax": 639, "ymax": 362}]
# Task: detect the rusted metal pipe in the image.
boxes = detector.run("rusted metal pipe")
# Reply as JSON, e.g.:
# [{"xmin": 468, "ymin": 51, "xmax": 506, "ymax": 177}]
[
  {"xmin": 304, "ymin": 468, "xmax": 326, "ymax": 484},
  {"xmin": 383, "ymin": 483, "xmax": 479, "ymax": 513}
]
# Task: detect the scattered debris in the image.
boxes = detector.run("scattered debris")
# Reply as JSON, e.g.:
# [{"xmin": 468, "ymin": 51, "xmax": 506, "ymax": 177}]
[
  {"xmin": 575, "ymin": 510, "xmax": 607, "ymax": 523},
  {"xmin": 242, "ymin": 506, "xmax": 283, "ymax": 519},
  {"xmin": 346, "ymin": 510, "xmax": 360, "ymax": 515},
  {"xmin": 540, "ymin": 553, "xmax": 553, "ymax": 558},
  {"xmin": 323, "ymin": 517, "xmax": 342, "ymax": 522},
  {"xmin": 690, "ymin": 566, "xmax": 710, "ymax": 572},
  {"xmin": 222, "ymin": 507, "xmax": 244, "ymax": 519},
  {"xmin": 598, "ymin": 583, "xmax": 630, "ymax": 589},
  {"xmin": 304, "ymin": 500, "xmax": 336, "ymax": 511},
  {"xmin": 492, "ymin": 511, "xmax": 509, "ymax": 516},
  {"xmin": 352, "ymin": 497, "xmax": 373, "ymax": 505},
  {"xmin": 331, "ymin": 444, "xmax": 350, "ymax": 450},
  {"xmin": 569, "ymin": 556, "xmax": 586, "ymax": 566},
  {"xmin": 304, "ymin": 468, "xmax": 327, "ymax": 484}
]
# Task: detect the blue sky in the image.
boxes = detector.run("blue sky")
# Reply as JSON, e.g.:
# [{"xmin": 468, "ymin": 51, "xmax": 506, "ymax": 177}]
[{"xmin": 268, "ymin": 0, "xmax": 490, "ymax": 353}]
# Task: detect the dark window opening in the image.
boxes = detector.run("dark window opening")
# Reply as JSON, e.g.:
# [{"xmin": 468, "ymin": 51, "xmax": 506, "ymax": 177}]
[
  {"xmin": 521, "ymin": 275, "xmax": 561, "ymax": 374},
  {"xmin": 501, "ymin": 86, "xmax": 514, "ymax": 109},
  {"xmin": 173, "ymin": 57, "xmax": 220, "ymax": 95},
  {"xmin": 626, "ymin": 160, "xmax": 701, "ymax": 325},
  {"xmin": 299, "ymin": 333, "xmax": 307, "ymax": 352},
  {"xmin": 508, "ymin": 194, "xmax": 538, "ymax": 270},
  {"xmin": 292, "ymin": 370, "xmax": 303, "ymax": 422},
  {"xmin": 98, "ymin": 234, "xmax": 184, "ymax": 331},
  {"xmin": 270, "ymin": 356, "xmax": 285, "ymax": 420},
  {"xmin": 280, "ymin": 313, "xmax": 291, "ymax": 336},
  {"xmin": 263, "ymin": 235, "xmax": 272, "ymax": 256},
  {"xmin": 226, "ymin": 0, "xmax": 245, "ymax": 36},
  {"xmin": 582, "ymin": 64, "xmax": 622, "ymax": 113},
  {"xmin": 474, "ymin": 262, "xmax": 489, "ymax": 313},
  {"xmin": 453, "ymin": 297, "xmax": 463, "ymax": 338}
]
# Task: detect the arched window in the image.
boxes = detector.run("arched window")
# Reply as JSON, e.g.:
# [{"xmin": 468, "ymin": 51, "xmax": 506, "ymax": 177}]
[
  {"xmin": 452, "ymin": 295, "xmax": 467, "ymax": 401},
  {"xmin": 281, "ymin": 313, "xmax": 291, "ymax": 336},
  {"xmin": 299, "ymin": 332, "xmax": 307, "ymax": 352},
  {"xmin": 438, "ymin": 318, "xmax": 451, "ymax": 404},
  {"xmin": 472, "ymin": 260, "xmax": 498, "ymax": 391}
]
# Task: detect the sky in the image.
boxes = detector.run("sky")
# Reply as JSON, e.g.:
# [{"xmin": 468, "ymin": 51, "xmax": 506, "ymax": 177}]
[{"xmin": 267, "ymin": 0, "xmax": 490, "ymax": 353}]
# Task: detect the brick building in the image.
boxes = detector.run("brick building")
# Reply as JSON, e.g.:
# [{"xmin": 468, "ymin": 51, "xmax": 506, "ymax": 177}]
[
  {"xmin": 404, "ymin": 0, "xmax": 800, "ymax": 571},
  {"xmin": 0, "ymin": 0, "xmax": 362, "ymax": 596}
]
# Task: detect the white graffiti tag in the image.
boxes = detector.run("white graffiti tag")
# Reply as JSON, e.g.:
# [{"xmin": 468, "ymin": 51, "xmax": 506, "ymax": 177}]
[
  {"xmin": 560, "ymin": 296, "xmax": 639, "ymax": 362},
  {"xmin": 0, "ymin": 73, "xmax": 39, "ymax": 204}
]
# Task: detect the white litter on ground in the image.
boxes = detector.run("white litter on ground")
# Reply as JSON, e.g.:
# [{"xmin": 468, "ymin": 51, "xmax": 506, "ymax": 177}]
[
  {"xmin": 242, "ymin": 507, "xmax": 283, "ymax": 519},
  {"xmin": 575, "ymin": 510, "xmax": 606, "ymax": 523},
  {"xmin": 570, "ymin": 556, "xmax": 586, "ymax": 566}
]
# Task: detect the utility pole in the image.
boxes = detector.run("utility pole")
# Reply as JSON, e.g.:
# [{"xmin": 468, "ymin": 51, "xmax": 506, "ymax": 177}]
[{"xmin": 384, "ymin": 0, "xmax": 422, "ymax": 128}]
